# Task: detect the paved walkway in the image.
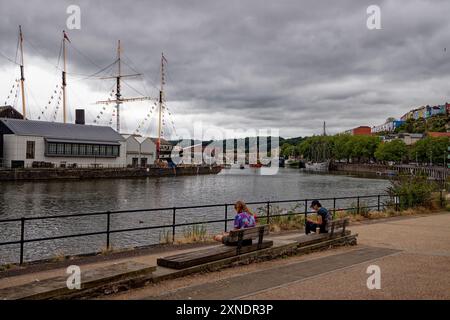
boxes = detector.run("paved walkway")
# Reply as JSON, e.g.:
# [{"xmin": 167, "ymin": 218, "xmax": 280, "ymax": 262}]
[
  {"xmin": 0, "ymin": 243, "xmax": 219, "ymax": 291},
  {"xmin": 109, "ymin": 212, "xmax": 450, "ymax": 300},
  {"xmin": 149, "ymin": 246, "xmax": 400, "ymax": 300},
  {"xmin": 1, "ymin": 212, "xmax": 449, "ymax": 299}
]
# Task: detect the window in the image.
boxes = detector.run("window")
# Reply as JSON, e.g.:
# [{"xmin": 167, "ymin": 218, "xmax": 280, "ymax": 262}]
[
  {"xmin": 64, "ymin": 144, "xmax": 72, "ymax": 155},
  {"xmin": 45, "ymin": 142, "xmax": 119, "ymax": 158},
  {"xmin": 113, "ymin": 146, "xmax": 119, "ymax": 156},
  {"xmin": 72, "ymin": 144, "xmax": 79, "ymax": 155},
  {"xmin": 57, "ymin": 143, "xmax": 64, "ymax": 154},
  {"xmin": 26, "ymin": 141, "xmax": 35, "ymax": 159},
  {"xmin": 79, "ymin": 144, "xmax": 86, "ymax": 155},
  {"xmin": 48, "ymin": 143, "xmax": 57, "ymax": 155},
  {"xmin": 141, "ymin": 158, "xmax": 147, "ymax": 167}
]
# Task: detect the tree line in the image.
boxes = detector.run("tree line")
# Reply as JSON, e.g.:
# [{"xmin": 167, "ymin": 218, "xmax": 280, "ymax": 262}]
[{"xmin": 281, "ymin": 134, "xmax": 449, "ymax": 165}]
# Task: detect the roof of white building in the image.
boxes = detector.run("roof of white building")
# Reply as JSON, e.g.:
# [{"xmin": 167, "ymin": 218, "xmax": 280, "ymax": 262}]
[
  {"xmin": 0, "ymin": 118, "xmax": 125, "ymax": 144},
  {"xmin": 135, "ymin": 136, "xmax": 153, "ymax": 144}
]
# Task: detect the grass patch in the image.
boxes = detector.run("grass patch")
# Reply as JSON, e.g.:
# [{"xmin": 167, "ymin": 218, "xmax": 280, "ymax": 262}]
[
  {"xmin": 158, "ymin": 229, "xmax": 172, "ymax": 245},
  {"xmin": 159, "ymin": 225, "xmax": 214, "ymax": 245},
  {"xmin": 0, "ymin": 263, "xmax": 14, "ymax": 272},
  {"xmin": 99, "ymin": 246, "xmax": 115, "ymax": 256},
  {"xmin": 256, "ymin": 203, "xmax": 305, "ymax": 232},
  {"xmin": 346, "ymin": 200, "xmax": 371, "ymax": 217},
  {"xmin": 51, "ymin": 250, "xmax": 67, "ymax": 263},
  {"xmin": 333, "ymin": 205, "xmax": 438, "ymax": 223},
  {"xmin": 176, "ymin": 225, "xmax": 211, "ymax": 244}
]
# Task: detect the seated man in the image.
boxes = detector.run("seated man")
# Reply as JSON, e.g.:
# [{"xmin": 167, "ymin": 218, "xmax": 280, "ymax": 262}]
[
  {"xmin": 305, "ymin": 200, "xmax": 332, "ymax": 234},
  {"xmin": 214, "ymin": 201, "xmax": 256, "ymax": 246}
]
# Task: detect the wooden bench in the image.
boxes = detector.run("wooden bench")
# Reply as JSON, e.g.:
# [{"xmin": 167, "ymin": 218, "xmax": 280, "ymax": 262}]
[
  {"xmin": 327, "ymin": 217, "xmax": 349, "ymax": 237},
  {"xmin": 296, "ymin": 217, "xmax": 351, "ymax": 247},
  {"xmin": 157, "ymin": 225, "xmax": 272, "ymax": 269},
  {"xmin": 228, "ymin": 225, "xmax": 270, "ymax": 254}
]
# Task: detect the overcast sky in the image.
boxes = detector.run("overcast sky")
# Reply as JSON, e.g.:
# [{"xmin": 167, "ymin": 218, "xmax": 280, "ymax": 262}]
[{"xmin": 1, "ymin": 0, "xmax": 450, "ymax": 139}]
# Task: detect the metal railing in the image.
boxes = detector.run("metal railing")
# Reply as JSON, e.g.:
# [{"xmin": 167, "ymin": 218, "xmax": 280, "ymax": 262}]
[{"xmin": 0, "ymin": 192, "xmax": 444, "ymax": 265}]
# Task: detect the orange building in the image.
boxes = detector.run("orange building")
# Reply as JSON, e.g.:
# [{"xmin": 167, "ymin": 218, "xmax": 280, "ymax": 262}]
[{"xmin": 345, "ymin": 126, "xmax": 372, "ymax": 136}]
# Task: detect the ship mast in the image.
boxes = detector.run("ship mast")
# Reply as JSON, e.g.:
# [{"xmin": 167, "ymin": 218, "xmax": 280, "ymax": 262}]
[
  {"xmin": 116, "ymin": 40, "xmax": 122, "ymax": 132},
  {"xmin": 62, "ymin": 31, "xmax": 68, "ymax": 123},
  {"xmin": 96, "ymin": 41, "xmax": 152, "ymax": 133},
  {"xmin": 19, "ymin": 25, "xmax": 26, "ymax": 118},
  {"xmin": 157, "ymin": 52, "xmax": 166, "ymax": 160}
]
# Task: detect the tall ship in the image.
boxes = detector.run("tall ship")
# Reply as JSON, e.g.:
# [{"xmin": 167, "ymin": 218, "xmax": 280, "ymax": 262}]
[
  {"xmin": 0, "ymin": 26, "xmax": 222, "ymax": 176},
  {"xmin": 1, "ymin": 27, "xmax": 181, "ymax": 164},
  {"xmin": 304, "ymin": 121, "xmax": 331, "ymax": 172}
]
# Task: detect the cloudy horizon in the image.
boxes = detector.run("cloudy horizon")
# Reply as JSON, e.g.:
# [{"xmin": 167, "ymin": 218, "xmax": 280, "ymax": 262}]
[{"xmin": 1, "ymin": 0, "xmax": 450, "ymax": 140}]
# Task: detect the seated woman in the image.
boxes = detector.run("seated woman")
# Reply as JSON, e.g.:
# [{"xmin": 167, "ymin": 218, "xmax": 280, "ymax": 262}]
[{"xmin": 214, "ymin": 201, "xmax": 257, "ymax": 245}]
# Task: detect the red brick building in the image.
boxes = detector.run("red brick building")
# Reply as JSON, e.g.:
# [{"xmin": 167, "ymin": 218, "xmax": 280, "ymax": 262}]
[{"xmin": 344, "ymin": 126, "xmax": 372, "ymax": 136}]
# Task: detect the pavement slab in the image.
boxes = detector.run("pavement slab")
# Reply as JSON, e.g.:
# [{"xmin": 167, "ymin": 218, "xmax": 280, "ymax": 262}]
[
  {"xmin": 245, "ymin": 252, "xmax": 450, "ymax": 300},
  {"xmin": 0, "ymin": 261, "xmax": 156, "ymax": 300},
  {"xmin": 147, "ymin": 246, "xmax": 399, "ymax": 300}
]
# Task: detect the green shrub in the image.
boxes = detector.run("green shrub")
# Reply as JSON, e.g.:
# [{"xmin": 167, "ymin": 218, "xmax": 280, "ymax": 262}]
[{"xmin": 387, "ymin": 174, "xmax": 437, "ymax": 210}]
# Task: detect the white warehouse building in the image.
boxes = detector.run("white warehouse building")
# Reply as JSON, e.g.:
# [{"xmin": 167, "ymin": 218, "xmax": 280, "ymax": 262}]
[
  {"xmin": 0, "ymin": 118, "xmax": 126, "ymax": 168},
  {"xmin": 122, "ymin": 134, "xmax": 156, "ymax": 167}
]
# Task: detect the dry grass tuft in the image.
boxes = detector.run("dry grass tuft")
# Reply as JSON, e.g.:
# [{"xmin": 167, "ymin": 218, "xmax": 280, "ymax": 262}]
[
  {"xmin": 176, "ymin": 225, "xmax": 211, "ymax": 244},
  {"xmin": 0, "ymin": 263, "xmax": 14, "ymax": 272},
  {"xmin": 99, "ymin": 246, "xmax": 114, "ymax": 255},
  {"xmin": 52, "ymin": 251, "xmax": 67, "ymax": 262}
]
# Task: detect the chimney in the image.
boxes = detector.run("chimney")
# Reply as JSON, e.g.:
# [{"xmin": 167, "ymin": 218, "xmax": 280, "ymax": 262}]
[{"xmin": 75, "ymin": 109, "xmax": 85, "ymax": 125}]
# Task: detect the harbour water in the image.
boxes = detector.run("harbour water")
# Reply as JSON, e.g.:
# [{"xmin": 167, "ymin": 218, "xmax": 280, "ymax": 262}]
[{"xmin": 0, "ymin": 168, "xmax": 391, "ymax": 264}]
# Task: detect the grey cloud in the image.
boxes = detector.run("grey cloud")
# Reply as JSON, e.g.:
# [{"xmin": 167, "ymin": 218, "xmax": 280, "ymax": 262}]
[{"xmin": 1, "ymin": 0, "xmax": 450, "ymax": 138}]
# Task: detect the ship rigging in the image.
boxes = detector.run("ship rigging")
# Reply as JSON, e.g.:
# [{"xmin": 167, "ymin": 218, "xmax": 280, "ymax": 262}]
[{"xmin": 0, "ymin": 27, "xmax": 178, "ymax": 159}]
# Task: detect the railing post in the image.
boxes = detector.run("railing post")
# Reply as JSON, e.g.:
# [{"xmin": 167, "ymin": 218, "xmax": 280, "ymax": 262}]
[
  {"xmin": 224, "ymin": 204, "xmax": 228, "ymax": 232},
  {"xmin": 305, "ymin": 199, "xmax": 308, "ymax": 233},
  {"xmin": 377, "ymin": 195, "xmax": 381, "ymax": 212},
  {"xmin": 357, "ymin": 196, "xmax": 360, "ymax": 215},
  {"xmin": 172, "ymin": 207, "xmax": 176, "ymax": 243},
  {"xmin": 266, "ymin": 201, "xmax": 270, "ymax": 225},
  {"xmin": 333, "ymin": 198, "xmax": 336, "ymax": 217},
  {"xmin": 20, "ymin": 218, "xmax": 25, "ymax": 265},
  {"xmin": 106, "ymin": 211, "xmax": 111, "ymax": 250}
]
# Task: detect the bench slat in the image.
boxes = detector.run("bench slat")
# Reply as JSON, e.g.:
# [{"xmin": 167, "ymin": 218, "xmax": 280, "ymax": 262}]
[
  {"xmin": 157, "ymin": 240, "xmax": 274, "ymax": 269},
  {"xmin": 228, "ymin": 225, "xmax": 269, "ymax": 242},
  {"xmin": 327, "ymin": 217, "xmax": 349, "ymax": 236},
  {"xmin": 162, "ymin": 245, "xmax": 234, "ymax": 262}
]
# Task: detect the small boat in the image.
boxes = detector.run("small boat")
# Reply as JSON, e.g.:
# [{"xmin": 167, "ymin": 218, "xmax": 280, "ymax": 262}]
[
  {"xmin": 304, "ymin": 160, "xmax": 330, "ymax": 172},
  {"xmin": 240, "ymin": 164, "xmax": 245, "ymax": 169}
]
